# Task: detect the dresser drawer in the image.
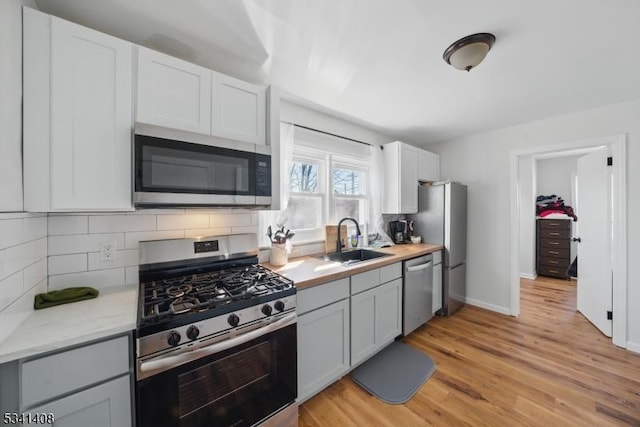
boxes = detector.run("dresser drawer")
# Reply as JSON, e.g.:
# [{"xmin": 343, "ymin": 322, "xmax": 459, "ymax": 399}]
[
  {"xmin": 538, "ymin": 265, "xmax": 568, "ymax": 279},
  {"xmin": 538, "ymin": 247, "xmax": 570, "ymax": 259},
  {"xmin": 539, "ymin": 238, "xmax": 570, "ymax": 249},
  {"xmin": 538, "ymin": 228, "xmax": 570, "ymax": 239},
  {"xmin": 538, "ymin": 220, "xmax": 571, "ymax": 230},
  {"xmin": 538, "ymin": 256, "xmax": 570, "ymax": 269}
]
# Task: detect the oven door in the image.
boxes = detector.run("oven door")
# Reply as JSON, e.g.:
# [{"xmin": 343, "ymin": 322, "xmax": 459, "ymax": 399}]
[
  {"xmin": 136, "ymin": 323, "xmax": 296, "ymax": 427},
  {"xmin": 134, "ymin": 133, "xmax": 271, "ymax": 206}
]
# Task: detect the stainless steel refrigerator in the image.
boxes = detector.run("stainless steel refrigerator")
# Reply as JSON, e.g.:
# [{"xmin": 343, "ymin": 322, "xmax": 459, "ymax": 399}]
[{"xmin": 412, "ymin": 182, "xmax": 467, "ymax": 316}]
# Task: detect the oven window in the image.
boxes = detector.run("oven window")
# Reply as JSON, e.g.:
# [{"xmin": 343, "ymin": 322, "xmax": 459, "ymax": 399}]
[
  {"xmin": 135, "ymin": 135, "xmax": 255, "ymax": 195},
  {"xmin": 178, "ymin": 341, "xmax": 270, "ymax": 419},
  {"xmin": 136, "ymin": 323, "xmax": 296, "ymax": 427}
]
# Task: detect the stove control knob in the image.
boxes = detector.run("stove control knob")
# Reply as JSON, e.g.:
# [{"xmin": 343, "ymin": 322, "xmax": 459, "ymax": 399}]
[
  {"xmin": 274, "ymin": 301, "xmax": 286, "ymax": 312},
  {"xmin": 167, "ymin": 331, "xmax": 181, "ymax": 347},
  {"xmin": 228, "ymin": 314, "xmax": 240, "ymax": 327},
  {"xmin": 261, "ymin": 304, "xmax": 273, "ymax": 316},
  {"xmin": 186, "ymin": 325, "xmax": 200, "ymax": 340}
]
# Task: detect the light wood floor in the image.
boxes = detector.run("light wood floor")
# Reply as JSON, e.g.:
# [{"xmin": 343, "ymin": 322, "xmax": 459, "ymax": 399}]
[{"xmin": 299, "ymin": 277, "xmax": 640, "ymax": 426}]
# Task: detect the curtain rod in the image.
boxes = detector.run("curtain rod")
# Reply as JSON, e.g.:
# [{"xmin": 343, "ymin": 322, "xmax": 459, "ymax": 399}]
[{"xmin": 284, "ymin": 122, "xmax": 374, "ymax": 147}]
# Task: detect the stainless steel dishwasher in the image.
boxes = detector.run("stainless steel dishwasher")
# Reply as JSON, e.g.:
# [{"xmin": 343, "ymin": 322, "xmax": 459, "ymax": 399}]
[{"xmin": 403, "ymin": 254, "xmax": 434, "ymax": 335}]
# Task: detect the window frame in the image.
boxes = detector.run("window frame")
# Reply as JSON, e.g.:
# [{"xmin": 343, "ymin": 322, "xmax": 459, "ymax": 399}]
[{"xmin": 330, "ymin": 155, "xmax": 370, "ymax": 226}]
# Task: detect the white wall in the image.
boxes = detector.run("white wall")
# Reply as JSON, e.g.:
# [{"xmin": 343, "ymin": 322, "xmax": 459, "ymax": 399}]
[
  {"xmin": 0, "ymin": 213, "xmax": 47, "ymax": 342},
  {"xmin": 537, "ymin": 156, "xmax": 581, "ymax": 207},
  {"xmin": 0, "ymin": 0, "xmax": 36, "ymax": 211},
  {"xmin": 280, "ymin": 99, "xmax": 394, "ymax": 147},
  {"xmin": 518, "ymin": 156, "xmax": 536, "ymax": 278},
  {"xmin": 430, "ymin": 97, "xmax": 640, "ymax": 349}
]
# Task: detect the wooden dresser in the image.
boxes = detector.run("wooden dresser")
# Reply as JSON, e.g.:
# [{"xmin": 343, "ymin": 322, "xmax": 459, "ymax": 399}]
[{"xmin": 536, "ymin": 218, "xmax": 571, "ymax": 279}]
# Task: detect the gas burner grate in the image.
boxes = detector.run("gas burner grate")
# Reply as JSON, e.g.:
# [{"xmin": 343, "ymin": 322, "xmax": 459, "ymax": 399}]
[{"xmin": 139, "ymin": 264, "xmax": 294, "ymax": 325}]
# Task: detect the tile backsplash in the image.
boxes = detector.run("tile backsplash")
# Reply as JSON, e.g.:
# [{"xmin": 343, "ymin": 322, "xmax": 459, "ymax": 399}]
[
  {"xmin": 47, "ymin": 209, "xmax": 259, "ymax": 291},
  {"xmin": 0, "ymin": 213, "xmax": 47, "ymax": 342}
]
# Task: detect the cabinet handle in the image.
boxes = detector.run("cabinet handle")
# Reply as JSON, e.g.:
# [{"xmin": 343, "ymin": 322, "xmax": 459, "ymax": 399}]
[
  {"xmin": 549, "ymin": 269, "xmax": 559, "ymax": 273},
  {"xmin": 549, "ymin": 251, "xmax": 559, "ymax": 255},
  {"xmin": 549, "ymin": 260, "xmax": 559, "ymax": 265},
  {"xmin": 549, "ymin": 223, "xmax": 558, "ymax": 227},
  {"xmin": 549, "ymin": 242, "xmax": 559, "ymax": 245},
  {"xmin": 549, "ymin": 232, "xmax": 560, "ymax": 236},
  {"xmin": 406, "ymin": 261, "xmax": 433, "ymax": 272}
]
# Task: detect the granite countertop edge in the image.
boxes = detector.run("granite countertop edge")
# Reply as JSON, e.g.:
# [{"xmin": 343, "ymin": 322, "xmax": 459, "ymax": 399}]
[{"xmin": 0, "ymin": 284, "xmax": 138, "ymax": 364}]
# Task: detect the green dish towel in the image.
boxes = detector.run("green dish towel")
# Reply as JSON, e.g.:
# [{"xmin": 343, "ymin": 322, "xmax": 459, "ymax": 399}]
[{"xmin": 34, "ymin": 287, "xmax": 99, "ymax": 310}]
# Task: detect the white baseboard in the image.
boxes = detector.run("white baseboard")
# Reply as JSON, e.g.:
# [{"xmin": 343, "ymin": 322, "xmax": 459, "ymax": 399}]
[
  {"xmin": 464, "ymin": 297, "xmax": 511, "ymax": 316},
  {"xmin": 626, "ymin": 341, "xmax": 640, "ymax": 354},
  {"xmin": 520, "ymin": 273, "xmax": 537, "ymax": 280}
]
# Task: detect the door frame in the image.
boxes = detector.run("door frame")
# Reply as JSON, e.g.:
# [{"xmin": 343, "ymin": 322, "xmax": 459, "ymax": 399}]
[{"xmin": 509, "ymin": 134, "xmax": 627, "ymax": 347}]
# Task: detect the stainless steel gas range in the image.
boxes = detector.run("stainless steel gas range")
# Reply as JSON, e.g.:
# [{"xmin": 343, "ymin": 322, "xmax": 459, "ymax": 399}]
[{"xmin": 134, "ymin": 234, "xmax": 297, "ymax": 427}]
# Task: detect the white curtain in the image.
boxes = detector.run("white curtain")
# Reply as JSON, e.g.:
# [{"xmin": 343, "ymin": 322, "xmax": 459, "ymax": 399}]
[
  {"xmin": 368, "ymin": 144, "xmax": 393, "ymax": 244},
  {"xmin": 275, "ymin": 122, "xmax": 295, "ymax": 227}
]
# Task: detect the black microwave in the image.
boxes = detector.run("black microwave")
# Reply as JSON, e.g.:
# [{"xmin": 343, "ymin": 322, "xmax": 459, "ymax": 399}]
[{"xmin": 134, "ymin": 133, "xmax": 271, "ymax": 207}]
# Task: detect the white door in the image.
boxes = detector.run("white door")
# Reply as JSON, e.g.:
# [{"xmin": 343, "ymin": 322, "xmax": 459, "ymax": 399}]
[
  {"xmin": 576, "ymin": 147, "xmax": 611, "ymax": 336},
  {"xmin": 50, "ymin": 16, "xmax": 132, "ymax": 210},
  {"xmin": 212, "ymin": 72, "xmax": 266, "ymax": 145},
  {"xmin": 136, "ymin": 46, "xmax": 212, "ymax": 134}
]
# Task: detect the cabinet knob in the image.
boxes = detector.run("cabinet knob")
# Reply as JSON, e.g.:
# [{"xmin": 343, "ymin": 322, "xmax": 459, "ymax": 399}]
[{"xmin": 572, "ymin": 237, "xmax": 581, "ymax": 243}]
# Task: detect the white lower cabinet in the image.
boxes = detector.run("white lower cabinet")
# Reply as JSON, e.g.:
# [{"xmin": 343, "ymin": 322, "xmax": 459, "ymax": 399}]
[
  {"xmin": 297, "ymin": 263, "xmax": 403, "ymax": 402},
  {"xmin": 297, "ymin": 299, "xmax": 350, "ymax": 403},
  {"xmin": 30, "ymin": 375, "xmax": 131, "ymax": 427},
  {"xmin": 351, "ymin": 279, "xmax": 402, "ymax": 367}
]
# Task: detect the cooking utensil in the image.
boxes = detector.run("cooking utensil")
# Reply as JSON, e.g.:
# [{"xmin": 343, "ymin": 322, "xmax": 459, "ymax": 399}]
[
  {"xmin": 267, "ymin": 226, "xmax": 273, "ymax": 242},
  {"xmin": 273, "ymin": 230, "xmax": 286, "ymax": 244},
  {"xmin": 285, "ymin": 230, "xmax": 295, "ymax": 241}
]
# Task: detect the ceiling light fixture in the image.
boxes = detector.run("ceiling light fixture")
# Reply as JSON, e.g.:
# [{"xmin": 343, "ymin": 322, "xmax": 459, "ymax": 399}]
[{"xmin": 443, "ymin": 33, "xmax": 496, "ymax": 72}]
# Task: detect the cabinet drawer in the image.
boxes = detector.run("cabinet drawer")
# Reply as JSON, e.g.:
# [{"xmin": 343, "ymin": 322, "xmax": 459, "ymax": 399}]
[
  {"xmin": 538, "ymin": 265, "xmax": 568, "ymax": 279},
  {"xmin": 21, "ymin": 335, "xmax": 129, "ymax": 408},
  {"xmin": 538, "ymin": 256, "xmax": 570, "ymax": 269},
  {"xmin": 538, "ymin": 228, "xmax": 570, "ymax": 239},
  {"xmin": 538, "ymin": 219, "xmax": 571, "ymax": 230},
  {"xmin": 380, "ymin": 263, "xmax": 401, "ymax": 284},
  {"xmin": 538, "ymin": 247, "xmax": 570, "ymax": 259},
  {"xmin": 351, "ymin": 269, "xmax": 381, "ymax": 295},
  {"xmin": 539, "ymin": 238, "xmax": 570, "ymax": 249},
  {"xmin": 298, "ymin": 278, "xmax": 349, "ymax": 315}
]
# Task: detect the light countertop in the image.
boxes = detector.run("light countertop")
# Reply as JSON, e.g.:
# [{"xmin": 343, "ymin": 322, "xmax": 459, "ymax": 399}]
[
  {"xmin": 264, "ymin": 243, "xmax": 443, "ymax": 290},
  {"xmin": 0, "ymin": 285, "xmax": 138, "ymax": 364}
]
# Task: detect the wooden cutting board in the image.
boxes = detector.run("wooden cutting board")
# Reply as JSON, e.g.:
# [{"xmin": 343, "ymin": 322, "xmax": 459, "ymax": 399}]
[{"xmin": 325, "ymin": 225, "xmax": 347, "ymax": 254}]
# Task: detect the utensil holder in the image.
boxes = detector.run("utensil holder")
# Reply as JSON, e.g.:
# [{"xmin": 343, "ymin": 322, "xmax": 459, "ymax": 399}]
[{"xmin": 270, "ymin": 244, "xmax": 288, "ymax": 266}]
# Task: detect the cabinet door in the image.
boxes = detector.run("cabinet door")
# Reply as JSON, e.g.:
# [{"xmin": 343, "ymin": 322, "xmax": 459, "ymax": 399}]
[
  {"xmin": 433, "ymin": 263, "xmax": 443, "ymax": 313},
  {"xmin": 400, "ymin": 143, "xmax": 418, "ymax": 213},
  {"xmin": 376, "ymin": 278, "xmax": 402, "ymax": 345},
  {"xmin": 297, "ymin": 299, "xmax": 350, "ymax": 402},
  {"xmin": 350, "ymin": 289, "xmax": 377, "ymax": 366},
  {"xmin": 212, "ymin": 72, "xmax": 266, "ymax": 145},
  {"xmin": 418, "ymin": 149, "xmax": 440, "ymax": 182},
  {"xmin": 136, "ymin": 46, "xmax": 212, "ymax": 134},
  {"xmin": 50, "ymin": 17, "xmax": 132, "ymax": 210},
  {"xmin": 30, "ymin": 376, "xmax": 131, "ymax": 427}
]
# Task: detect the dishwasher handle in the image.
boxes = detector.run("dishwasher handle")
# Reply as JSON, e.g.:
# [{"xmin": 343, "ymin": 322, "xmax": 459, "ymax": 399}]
[{"xmin": 406, "ymin": 261, "xmax": 433, "ymax": 272}]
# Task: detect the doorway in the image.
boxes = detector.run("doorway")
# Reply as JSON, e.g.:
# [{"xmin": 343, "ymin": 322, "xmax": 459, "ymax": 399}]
[{"xmin": 509, "ymin": 135, "xmax": 627, "ymax": 348}]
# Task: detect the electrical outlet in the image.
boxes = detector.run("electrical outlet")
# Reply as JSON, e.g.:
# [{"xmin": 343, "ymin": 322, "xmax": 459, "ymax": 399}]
[{"xmin": 101, "ymin": 241, "xmax": 116, "ymax": 261}]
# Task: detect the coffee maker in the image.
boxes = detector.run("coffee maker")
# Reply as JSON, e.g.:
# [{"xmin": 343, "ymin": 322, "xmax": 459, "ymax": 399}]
[{"xmin": 389, "ymin": 220, "xmax": 408, "ymax": 244}]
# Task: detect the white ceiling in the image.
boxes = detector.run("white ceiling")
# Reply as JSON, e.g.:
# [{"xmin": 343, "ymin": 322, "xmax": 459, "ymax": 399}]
[{"xmin": 35, "ymin": 0, "xmax": 640, "ymax": 144}]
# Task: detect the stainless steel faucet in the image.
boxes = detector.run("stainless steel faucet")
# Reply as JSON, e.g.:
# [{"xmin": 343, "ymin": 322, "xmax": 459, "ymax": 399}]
[{"xmin": 336, "ymin": 217, "xmax": 361, "ymax": 253}]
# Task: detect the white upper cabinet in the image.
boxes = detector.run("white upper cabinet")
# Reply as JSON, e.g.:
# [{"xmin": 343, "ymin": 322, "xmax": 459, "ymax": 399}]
[
  {"xmin": 136, "ymin": 47, "xmax": 267, "ymax": 145},
  {"xmin": 382, "ymin": 141, "xmax": 418, "ymax": 214},
  {"xmin": 136, "ymin": 47, "xmax": 212, "ymax": 135},
  {"xmin": 212, "ymin": 72, "xmax": 266, "ymax": 145},
  {"xmin": 23, "ymin": 7, "xmax": 133, "ymax": 211},
  {"xmin": 417, "ymin": 148, "xmax": 440, "ymax": 182}
]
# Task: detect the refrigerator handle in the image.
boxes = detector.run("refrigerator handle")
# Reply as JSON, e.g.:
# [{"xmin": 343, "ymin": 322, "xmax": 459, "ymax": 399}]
[{"xmin": 406, "ymin": 261, "xmax": 433, "ymax": 272}]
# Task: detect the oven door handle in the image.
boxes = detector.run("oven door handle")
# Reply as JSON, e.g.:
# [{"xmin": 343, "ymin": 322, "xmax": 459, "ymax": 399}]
[{"xmin": 139, "ymin": 312, "xmax": 297, "ymax": 373}]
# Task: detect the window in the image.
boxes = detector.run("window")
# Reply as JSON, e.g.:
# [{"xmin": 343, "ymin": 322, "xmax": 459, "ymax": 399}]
[
  {"xmin": 331, "ymin": 161, "xmax": 368, "ymax": 225},
  {"xmin": 283, "ymin": 154, "xmax": 326, "ymax": 239}
]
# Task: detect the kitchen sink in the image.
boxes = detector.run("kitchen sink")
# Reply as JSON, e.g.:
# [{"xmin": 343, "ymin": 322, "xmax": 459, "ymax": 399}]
[{"xmin": 315, "ymin": 249, "xmax": 391, "ymax": 266}]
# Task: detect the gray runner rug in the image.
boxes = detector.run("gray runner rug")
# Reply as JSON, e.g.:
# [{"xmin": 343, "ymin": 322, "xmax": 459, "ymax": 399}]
[{"xmin": 350, "ymin": 341, "xmax": 436, "ymax": 404}]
